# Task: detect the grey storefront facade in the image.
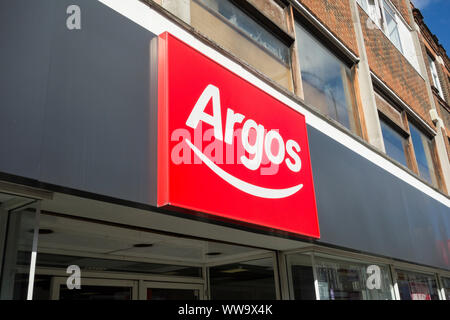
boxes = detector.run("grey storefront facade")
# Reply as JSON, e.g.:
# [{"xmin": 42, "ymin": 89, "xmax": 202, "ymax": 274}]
[{"xmin": 0, "ymin": 0, "xmax": 449, "ymax": 300}]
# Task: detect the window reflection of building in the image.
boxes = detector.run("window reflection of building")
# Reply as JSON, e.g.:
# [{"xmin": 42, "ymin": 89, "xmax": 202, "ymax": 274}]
[
  {"xmin": 396, "ymin": 269, "xmax": 440, "ymax": 300},
  {"xmin": 295, "ymin": 22, "xmax": 357, "ymax": 133},
  {"xmin": 191, "ymin": 0, "xmax": 293, "ymax": 91}
]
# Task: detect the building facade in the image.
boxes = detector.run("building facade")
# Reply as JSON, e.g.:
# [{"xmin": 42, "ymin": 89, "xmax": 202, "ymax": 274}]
[{"xmin": 0, "ymin": 0, "xmax": 449, "ymax": 300}]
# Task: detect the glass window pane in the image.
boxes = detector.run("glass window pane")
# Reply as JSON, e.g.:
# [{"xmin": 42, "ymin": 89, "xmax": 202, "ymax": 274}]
[
  {"xmin": 0, "ymin": 206, "xmax": 38, "ymax": 300},
  {"xmin": 313, "ymin": 255, "xmax": 393, "ymax": 300},
  {"xmin": 209, "ymin": 257, "xmax": 276, "ymax": 299},
  {"xmin": 59, "ymin": 285, "xmax": 132, "ymax": 300},
  {"xmin": 427, "ymin": 54, "xmax": 444, "ymax": 98},
  {"xmin": 146, "ymin": 288, "xmax": 199, "ymax": 300},
  {"xmin": 442, "ymin": 277, "xmax": 450, "ymax": 300},
  {"xmin": 286, "ymin": 253, "xmax": 316, "ymax": 300},
  {"xmin": 191, "ymin": 0, "xmax": 293, "ymax": 91},
  {"xmin": 32, "ymin": 252, "xmax": 202, "ymax": 278},
  {"xmin": 26, "ymin": 213, "xmax": 274, "ymax": 300},
  {"xmin": 383, "ymin": 1, "xmax": 402, "ymax": 52},
  {"xmin": 380, "ymin": 119, "xmax": 408, "ymax": 167},
  {"xmin": 409, "ymin": 123, "xmax": 437, "ymax": 186},
  {"xmin": 357, "ymin": 0, "xmax": 369, "ymax": 12},
  {"xmin": 295, "ymin": 23, "xmax": 357, "ymax": 133},
  {"xmin": 396, "ymin": 269, "xmax": 440, "ymax": 300}
]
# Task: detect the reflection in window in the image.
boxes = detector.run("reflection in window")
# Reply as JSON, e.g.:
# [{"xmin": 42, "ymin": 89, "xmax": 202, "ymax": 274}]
[
  {"xmin": 286, "ymin": 254, "xmax": 316, "ymax": 300},
  {"xmin": 383, "ymin": 1, "xmax": 402, "ymax": 53},
  {"xmin": 409, "ymin": 123, "xmax": 438, "ymax": 187},
  {"xmin": 59, "ymin": 286, "xmax": 132, "ymax": 300},
  {"xmin": 191, "ymin": 0, "xmax": 293, "ymax": 91},
  {"xmin": 358, "ymin": 0, "xmax": 383, "ymax": 27},
  {"xmin": 209, "ymin": 257, "xmax": 276, "ymax": 299},
  {"xmin": 295, "ymin": 23, "xmax": 358, "ymax": 133},
  {"xmin": 0, "ymin": 207, "xmax": 37, "ymax": 300},
  {"xmin": 396, "ymin": 269, "xmax": 439, "ymax": 300},
  {"xmin": 442, "ymin": 277, "xmax": 450, "ymax": 300},
  {"xmin": 314, "ymin": 256, "xmax": 393, "ymax": 300},
  {"xmin": 427, "ymin": 53, "xmax": 444, "ymax": 99},
  {"xmin": 379, "ymin": 118, "xmax": 408, "ymax": 168}
]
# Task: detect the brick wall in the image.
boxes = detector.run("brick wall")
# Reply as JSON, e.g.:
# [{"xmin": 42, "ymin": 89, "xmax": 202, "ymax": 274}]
[
  {"xmin": 359, "ymin": 7, "xmax": 433, "ymax": 127},
  {"xmin": 299, "ymin": 0, "xmax": 359, "ymax": 56}
]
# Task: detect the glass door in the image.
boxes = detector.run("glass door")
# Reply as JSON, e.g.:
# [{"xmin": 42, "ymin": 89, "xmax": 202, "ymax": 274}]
[
  {"xmin": 50, "ymin": 277, "xmax": 138, "ymax": 300},
  {"xmin": 141, "ymin": 281, "xmax": 204, "ymax": 300},
  {"xmin": 0, "ymin": 200, "xmax": 40, "ymax": 300}
]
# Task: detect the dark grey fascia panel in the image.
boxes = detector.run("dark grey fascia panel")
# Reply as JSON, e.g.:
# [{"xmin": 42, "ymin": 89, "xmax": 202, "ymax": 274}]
[
  {"xmin": 0, "ymin": 0, "xmax": 158, "ymax": 205},
  {"xmin": 308, "ymin": 125, "xmax": 450, "ymax": 270}
]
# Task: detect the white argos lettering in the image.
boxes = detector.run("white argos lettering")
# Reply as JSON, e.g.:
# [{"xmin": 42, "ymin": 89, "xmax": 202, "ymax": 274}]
[
  {"xmin": 241, "ymin": 119, "xmax": 265, "ymax": 171},
  {"xmin": 224, "ymin": 108, "xmax": 245, "ymax": 144},
  {"xmin": 185, "ymin": 85, "xmax": 302, "ymax": 173},
  {"xmin": 264, "ymin": 130, "xmax": 285, "ymax": 165},
  {"xmin": 186, "ymin": 84, "xmax": 223, "ymax": 141},
  {"xmin": 285, "ymin": 140, "xmax": 301, "ymax": 172}
]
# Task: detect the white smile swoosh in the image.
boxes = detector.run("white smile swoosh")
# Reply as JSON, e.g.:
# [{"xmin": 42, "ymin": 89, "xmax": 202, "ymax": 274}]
[{"xmin": 185, "ymin": 139, "xmax": 303, "ymax": 199}]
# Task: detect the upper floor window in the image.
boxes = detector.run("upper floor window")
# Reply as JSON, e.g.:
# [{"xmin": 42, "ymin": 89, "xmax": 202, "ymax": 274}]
[
  {"xmin": 427, "ymin": 53, "xmax": 444, "ymax": 100},
  {"xmin": 357, "ymin": 0, "xmax": 383, "ymax": 26},
  {"xmin": 376, "ymin": 89, "xmax": 441, "ymax": 189},
  {"xmin": 409, "ymin": 122, "xmax": 439, "ymax": 187},
  {"xmin": 190, "ymin": 0, "xmax": 294, "ymax": 91},
  {"xmin": 382, "ymin": 0, "xmax": 402, "ymax": 53},
  {"xmin": 295, "ymin": 22, "xmax": 359, "ymax": 134},
  {"xmin": 379, "ymin": 117, "xmax": 409, "ymax": 168},
  {"xmin": 357, "ymin": 0, "xmax": 422, "ymax": 72}
]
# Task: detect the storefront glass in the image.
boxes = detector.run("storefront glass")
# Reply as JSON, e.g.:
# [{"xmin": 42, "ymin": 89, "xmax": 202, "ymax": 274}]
[
  {"xmin": 396, "ymin": 269, "xmax": 440, "ymax": 300},
  {"xmin": 0, "ymin": 203, "xmax": 39, "ymax": 300},
  {"xmin": 209, "ymin": 257, "xmax": 277, "ymax": 300},
  {"xmin": 313, "ymin": 255, "xmax": 393, "ymax": 300},
  {"xmin": 286, "ymin": 253, "xmax": 315, "ymax": 300},
  {"xmin": 442, "ymin": 277, "xmax": 450, "ymax": 300},
  {"xmin": 1, "ymin": 212, "xmax": 275, "ymax": 300}
]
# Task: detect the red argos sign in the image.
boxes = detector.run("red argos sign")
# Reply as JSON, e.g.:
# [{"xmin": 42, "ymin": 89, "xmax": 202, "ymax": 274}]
[{"xmin": 157, "ymin": 33, "xmax": 320, "ymax": 238}]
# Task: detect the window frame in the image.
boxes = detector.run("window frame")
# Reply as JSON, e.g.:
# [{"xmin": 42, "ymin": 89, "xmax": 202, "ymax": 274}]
[
  {"xmin": 378, "ymin": 112, "xmax": 411, "ymax": 169},
  {"xmin": 374, "ymin": 86, "xmax": 445, "ymax": 190},
  {"xmin": 380, "ymin": 0, "xmax": 403, "ymax": 53},
  {"xmin": 407, "ymin": 119, "xmax": 441, "ymax": 188},
  {"xmin": 375, "ymin": 88, "xmax": 418, "ymax": 172},
  {"xmin": 427, "ymin": 52, "xmax": 445, "ymax": 100},
  {"xmin": 192, "ymin": 0, "xmax": 294, "ymax": 65},
  {"xmin": 292, "ymin": 15, "xmax": 363, "ymax": 137},
  {"xmin": 392, "ymin": 268, "xmax": 442, "ymax": 300},
  {"xmin": 357, "ymin": 0, "xmax": 407, "ymax": 55}
]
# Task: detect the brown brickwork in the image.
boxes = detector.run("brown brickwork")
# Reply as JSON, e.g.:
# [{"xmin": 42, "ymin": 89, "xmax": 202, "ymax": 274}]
[
  {"xmin": 359, "ymin": 7, "xmax": 433, "ymax": 127},
  {"xmin": 298, "ymin": 0, "xmax": 359, "ymax": 56},
  {"xmin": 389, "ymin": 0, "xmax": 412, "ymax": 26}
]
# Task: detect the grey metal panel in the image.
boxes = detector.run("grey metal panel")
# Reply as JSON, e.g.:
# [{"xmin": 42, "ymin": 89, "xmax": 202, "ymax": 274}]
[
  {"xmin": 0, "ymin": 0, "xmax": 54, "ymax": 179},
  {"xmin": 0, "ymin": 0, "xmax": 158, "ymax": 205},
  {"xmin": 308, "ymin": 125, "xmax": 450, "ymax": 270}
]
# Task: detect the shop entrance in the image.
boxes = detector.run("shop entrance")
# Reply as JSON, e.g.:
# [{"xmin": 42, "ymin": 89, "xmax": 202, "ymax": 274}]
[
  {"xmin": 49, "ymin": 277, "xmax": 204, "ymax": 300},
  {"xmin": 0, "ymin": 202, "xmax": 278, "ymax": 300}
]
